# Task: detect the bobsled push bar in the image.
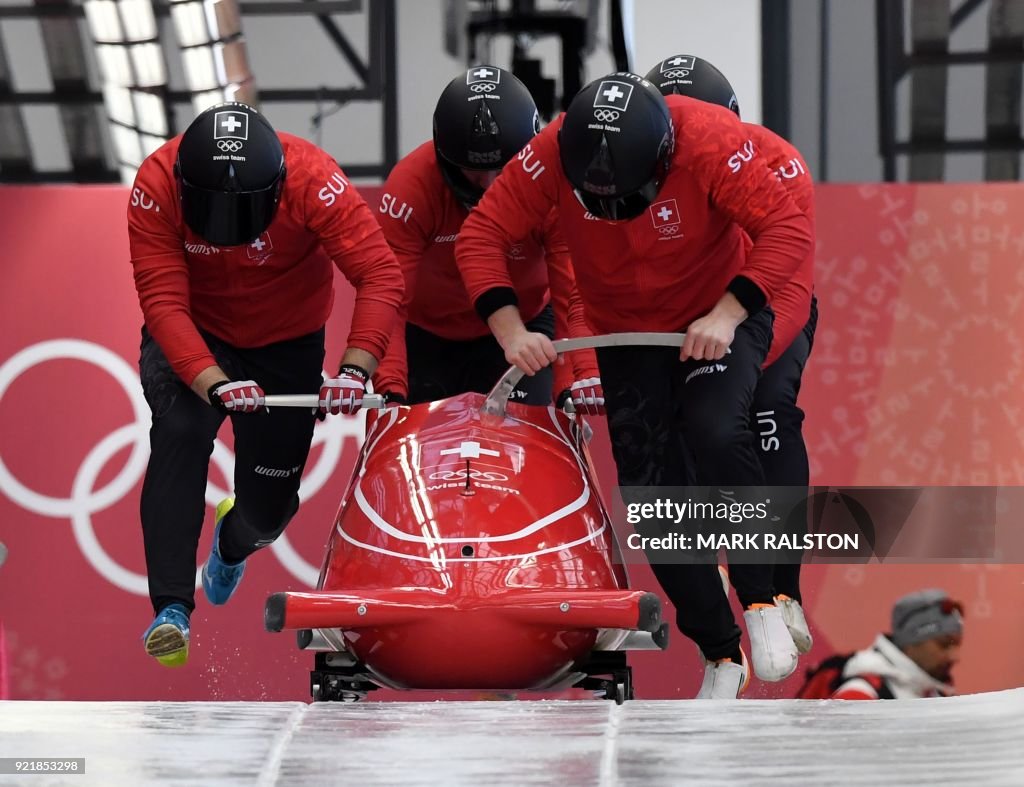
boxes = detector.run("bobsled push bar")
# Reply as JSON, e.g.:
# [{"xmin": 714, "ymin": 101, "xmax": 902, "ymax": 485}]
[
  {"xmin": 263, "ymin": 392, "xmax": 386, "ymax": 408},
  {"xmin": 263, "ymin": 332, "xmax": 687, "ymax": 415},
  {"xmin": 481, "ymin": 332, "xmax": 685, "ymax": 417}
]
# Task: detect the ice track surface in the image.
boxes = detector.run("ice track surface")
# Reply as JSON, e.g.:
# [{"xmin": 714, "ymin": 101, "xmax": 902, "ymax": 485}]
[{"xmin": 2, "ymin": 690, "xmax": 1023, "ymax": 786}]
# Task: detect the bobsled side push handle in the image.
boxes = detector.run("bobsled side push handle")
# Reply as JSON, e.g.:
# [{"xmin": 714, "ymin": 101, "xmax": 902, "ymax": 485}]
[
  {"xmin": 482, "ymin": 332, "xmax": 686, "ymax": 418},
  {"xmin": 262, "ymin": 393, "xmax": 386, "ymax": 409}
]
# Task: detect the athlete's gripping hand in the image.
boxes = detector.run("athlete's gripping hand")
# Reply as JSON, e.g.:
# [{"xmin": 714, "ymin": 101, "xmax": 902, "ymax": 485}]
[
  {"xmin": 503, "ymin": 330, "xmax": 558, "ymax": 376},
  {"xmin": 681, "ymin": 313, "xmax": 735, "ymax": 361},
  {"xmin": 682, "ymin": 293, "xmax": 748, "ymax": 362},
  {"xmin": 208, "ymin": 379, "xmax": 266, "ymax": 414},
  {"xmin": 319, "ymin": 365, "xmax": 368, "ymax": 416}
]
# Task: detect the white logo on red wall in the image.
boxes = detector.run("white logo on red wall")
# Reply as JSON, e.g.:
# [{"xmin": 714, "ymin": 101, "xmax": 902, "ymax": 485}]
[
  {"xmin": 0, "ymin": 338, "xmax": 366, "ymax": 595},
  {"xmin": 650, "ymin": 199, "xmax": 682, "ymax": 238},
  {"xmin": 247, "ymin": 232, "xmax": 273, "ymax": 264}
]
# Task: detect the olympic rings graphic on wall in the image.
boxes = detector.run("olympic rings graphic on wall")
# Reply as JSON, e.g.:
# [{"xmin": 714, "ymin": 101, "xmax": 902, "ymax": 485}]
[{"xmin": 0, "ymin": 339, "xmax": 365, "ymax": 594}]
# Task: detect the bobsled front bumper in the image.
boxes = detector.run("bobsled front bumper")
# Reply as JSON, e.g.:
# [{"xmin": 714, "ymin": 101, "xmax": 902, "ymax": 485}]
[{"xmin": 265, "ymin": 588, "xmax": 661, "ymax": 634}]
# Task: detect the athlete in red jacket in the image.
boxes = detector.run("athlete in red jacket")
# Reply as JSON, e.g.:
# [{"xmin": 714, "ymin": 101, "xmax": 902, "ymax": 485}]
[
  {"xmin": 456, "ymin": 72, "xmax": 812, "ymax": 697},
  {"xmin": 646, "ymin": 55, "xmax": 818, "ymax": 660},
  {"xmin": 129, "ymin": 102, "xmax": 403, "ymax": 667},
  {"xmin": 371, "ymin": 66, "xmax": 598, "ymax": 407}
]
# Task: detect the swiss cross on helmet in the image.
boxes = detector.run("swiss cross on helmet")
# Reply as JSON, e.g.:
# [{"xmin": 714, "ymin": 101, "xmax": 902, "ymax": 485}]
[
  {"xmin": 558, "ymin": 72, "xmax": 674, "ymax": 221},
  {"xmin": 433, "ymin": 65, "xmax": 541, "ymax": 207},
  {"xmin": 645, "ymin": 55, "xmax": 740, "ymax": 117},
  {"xmin": 175, "ymin": 102, "xmax": 286, "ymax": 247}
]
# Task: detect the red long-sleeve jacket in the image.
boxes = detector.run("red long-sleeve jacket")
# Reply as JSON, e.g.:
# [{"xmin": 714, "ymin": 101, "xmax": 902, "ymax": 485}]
[
  {"xmin": 128, "ymin": 133, "xmax": 403, "ymax": 386},
  {"xmin": 455, "ymin": 95, "xmax": 812, "ymax": 345},
  {"xmin": 746, "ymin": 124, "xmax": 815, "ymax": 366},
  {"xmin": 371, "ymin": 141, "xmax": 597, "ymax": 399}
]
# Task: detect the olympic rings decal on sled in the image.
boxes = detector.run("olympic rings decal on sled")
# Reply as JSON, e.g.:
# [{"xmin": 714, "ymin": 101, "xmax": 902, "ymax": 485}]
[{"xmin": 0, "ymin": 339, "xmax": 366, "ymax": 595}]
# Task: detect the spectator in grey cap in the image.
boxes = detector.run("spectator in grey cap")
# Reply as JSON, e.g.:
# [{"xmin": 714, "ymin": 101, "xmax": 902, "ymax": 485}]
[{"xmin": 830, "ymin": 588, "xmax": 964, "ymax": 700}]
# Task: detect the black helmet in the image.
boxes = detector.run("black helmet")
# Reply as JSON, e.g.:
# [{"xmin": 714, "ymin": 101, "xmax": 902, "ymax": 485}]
[
  {"xmin": 433, "ymin": 65, "xmax": 541, "ymax": 207},
  {"xmin": 645, "ymin": 55, "xmax": 740, "ymax": 117},
  {"xmin": 175, "ymin": 102, "xmax": 286, "ymax": 247},
  {"xmin": 558, "ymin": 72, "xmax": 674, "ymax": 221}
]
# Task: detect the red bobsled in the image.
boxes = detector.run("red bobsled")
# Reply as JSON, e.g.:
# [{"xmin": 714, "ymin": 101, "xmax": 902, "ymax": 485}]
[{"xmin": 264, "ymin": 336, "xmax": 681, "ymax": 702}]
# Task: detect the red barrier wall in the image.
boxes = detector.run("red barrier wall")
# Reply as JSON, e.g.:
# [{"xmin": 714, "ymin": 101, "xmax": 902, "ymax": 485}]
[{"xmin": 1, "ymin": 184, "xmax": 1022, "ymax": 701}]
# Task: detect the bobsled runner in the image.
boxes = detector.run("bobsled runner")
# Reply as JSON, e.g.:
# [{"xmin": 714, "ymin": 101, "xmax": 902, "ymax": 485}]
[{"xmin": 264, "ymin": 334, "xmax": 686, "ymax": 703}]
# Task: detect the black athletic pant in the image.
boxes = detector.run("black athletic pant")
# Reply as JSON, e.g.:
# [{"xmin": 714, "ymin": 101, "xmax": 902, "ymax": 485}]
[
  {"xmin": 599, "ymin": 309, "xmax": 773, "ymax": 662},
  {"xmin": 751, "ymin": 296, "xmax": 817, "ymax": 603},
  {"xmin": 404, "ymin": 303, "xmax": 555, "ymax": 405},
  {"xmin": 139, "ymin": 326, "xmax": 325, "ymax": 616}
]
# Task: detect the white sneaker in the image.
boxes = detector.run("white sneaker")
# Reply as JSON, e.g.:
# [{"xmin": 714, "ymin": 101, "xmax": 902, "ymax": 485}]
[
  {"xmin": 696, "ymin": 649, "xmax": 750, "ymax": 699},
  {"xmin": 744, "ymin": 604, "xmax": 799, "ymax": 682},
  {"xmin": 775, "ymin": 594, "xmax": 813, "ymax": 654}
]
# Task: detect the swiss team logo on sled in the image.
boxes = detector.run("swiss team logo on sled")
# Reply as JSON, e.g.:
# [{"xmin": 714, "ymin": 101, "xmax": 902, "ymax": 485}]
[
  {"xmin": 650, "ymin": 199, "xmax": 681, "ymax": 238},
  {"xmin": 422, "ymin": 438, "xmax": 523, "ymax": 479}
]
